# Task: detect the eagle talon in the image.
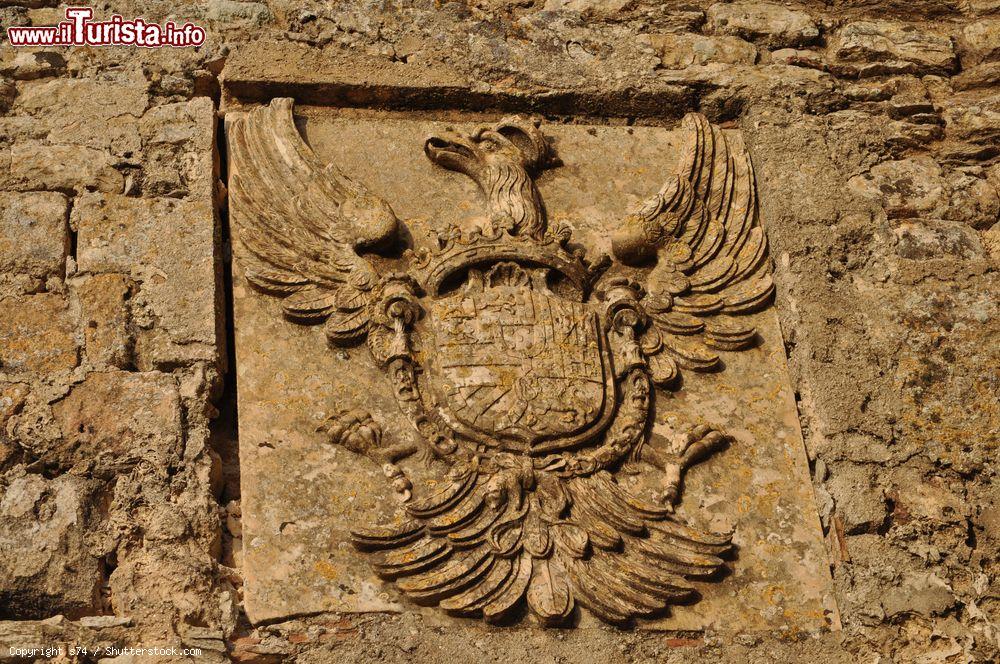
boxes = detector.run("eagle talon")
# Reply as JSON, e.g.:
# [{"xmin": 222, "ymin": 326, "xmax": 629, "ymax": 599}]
[
  {"xmin": 320, "ymin": 408, "xmax": 417, "ymax": 501},
  {"xmin": 383, "ymin": 462, "xmax": 413, "ymax": 502},
  {"xmin": 646, "ymin": 424, "xmax": 731, "ymax": 507}
]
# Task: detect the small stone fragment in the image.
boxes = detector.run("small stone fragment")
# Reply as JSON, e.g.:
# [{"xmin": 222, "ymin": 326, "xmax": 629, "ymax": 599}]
[
  {"xmin": 641, "ymin": 33, "xmax": 757, "ymax": 69},
  {"xmin": 76, "ymin": 273, "xmax": 133, "ymax": 369},
  {"xmin": 959, "ymin": 19, "xmax": 1000, "ymax": 66},
  {"xmin": 705, "ymin": 2, "xmax": 820, "ymax": 49},
  {"xmin": 0, "ymin": 191, "xmax": 68, "ymax": 284},
  {"xmin": 829, "ymin": 21, "xmax": 957, "ymax": 77},
  {"xmin": 0, "ymin": 293, "xmax": 78, "ymax": 374}
]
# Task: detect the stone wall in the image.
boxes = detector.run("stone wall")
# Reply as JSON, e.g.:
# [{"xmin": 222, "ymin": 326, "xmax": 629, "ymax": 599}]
[{"xmin": 0, "ymin": 1, "xmax": 997, "ymax": 662}]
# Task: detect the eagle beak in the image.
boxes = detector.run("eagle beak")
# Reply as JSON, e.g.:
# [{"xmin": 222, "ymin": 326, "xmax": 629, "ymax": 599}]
[{"xmin": 424, "ymin": 132, "xmax": 481, "ymax": 178}]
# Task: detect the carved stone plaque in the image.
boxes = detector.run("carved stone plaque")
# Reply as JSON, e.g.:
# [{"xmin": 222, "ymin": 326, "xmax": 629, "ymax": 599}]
[{"xmin": 228, "ymin": 102, "xmax": 838, "ymax": 631}]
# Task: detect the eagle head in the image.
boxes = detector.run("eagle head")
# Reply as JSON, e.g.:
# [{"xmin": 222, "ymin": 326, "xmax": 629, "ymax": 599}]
[
  {"xmin": 424, "ymin": 117, "xmax": 552, "ymax": 237},
  {"xmin": 424, "ymin": 116, "xmax": 550, "ymax": 180}
]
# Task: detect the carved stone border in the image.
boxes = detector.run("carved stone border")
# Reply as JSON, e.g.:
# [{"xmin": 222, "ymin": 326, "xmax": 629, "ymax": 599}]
[{"xmin": 221, "ymin": 42, "xmax": 694, "ymax": 120}]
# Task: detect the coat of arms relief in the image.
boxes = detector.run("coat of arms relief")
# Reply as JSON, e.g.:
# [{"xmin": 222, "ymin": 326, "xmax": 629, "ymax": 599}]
[{"xmin": 229, "ymin": 99, "xmax": 774, "ymax": 626}]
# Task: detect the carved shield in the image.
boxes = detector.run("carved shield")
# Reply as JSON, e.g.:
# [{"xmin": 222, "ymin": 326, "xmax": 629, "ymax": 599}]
[{"xmin": 425, "ymin": 275, "xmax": 616, "ymax": 453}]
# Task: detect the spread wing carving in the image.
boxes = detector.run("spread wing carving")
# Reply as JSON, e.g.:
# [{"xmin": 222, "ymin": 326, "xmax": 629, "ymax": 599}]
[
  {"xmin": 227, "ymin": 98, "xmax": 400, "ymax": 344},
  {"xmin": 352, "ymin": 461, "xmax": 731, "ymax": 625},
  {"xmin": 612, "ymin": 113, "xmax": 774, "ymax": 379}
]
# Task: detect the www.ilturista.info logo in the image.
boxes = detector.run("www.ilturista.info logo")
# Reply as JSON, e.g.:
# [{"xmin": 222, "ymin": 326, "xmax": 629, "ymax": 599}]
[{"xmin": 7, "ymin": 7, "xmax": 206, "ymax": 48}]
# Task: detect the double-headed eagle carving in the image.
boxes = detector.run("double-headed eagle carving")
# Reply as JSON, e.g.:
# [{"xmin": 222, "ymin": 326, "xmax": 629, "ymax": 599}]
[{"xmin": 229, "ymin": 99, "xmax": 774, "ymax": 627}]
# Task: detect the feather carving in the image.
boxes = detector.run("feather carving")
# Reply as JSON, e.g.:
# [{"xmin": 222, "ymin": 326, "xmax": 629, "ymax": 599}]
[
  {"xmin": 351, "ymin": 466, "xmax": 730, "ymax": 626},
  {"xmin": 227, "ymin": 98, "xmax": 400, "ymax": 344},
  {"xmin": 611, "ymin": 113, "xmax": 774, "ymax": 377}
]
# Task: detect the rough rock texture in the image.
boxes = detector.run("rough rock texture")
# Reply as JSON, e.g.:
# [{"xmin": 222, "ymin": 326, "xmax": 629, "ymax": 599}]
[
  {"xmin": 0, "ymin": 191, "xmax": 67, "ymax": 294},
  {"xmin": 641, "ymin": 33, "xmax": 758, "ymax": 69},
  {"xmin": 73, "ymin": 191, "xmax": 223, "ymax": 370},
  {"xmin": 0, "ymin": 293, "xmax": 78, "ymax": 374},
  {"xmin": 705, "ymin": 2, "xmax": 819, "ymax": 49},
  {"xmin": 829, "ymin": 21, "xmax": 959, "ymax": 77},
  {"xmin": 0, "ymin": 471, "xmax": 106, "ymax": 620},
  {"xmin": 0, "ymin": 0, "xmax": 996, "ymax": 662}
]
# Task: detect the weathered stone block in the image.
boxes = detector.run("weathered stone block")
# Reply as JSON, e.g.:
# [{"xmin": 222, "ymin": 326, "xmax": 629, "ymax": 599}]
[
  {"xmin": 984, "ymin": 221, "xmax": 1000, "ymax": 260},
  {"xmin": 953, "ymin": 61, "xmax": 1000, "ymax": 90},
  {"xmin": 0, "ymin": 293, "xmax": 78, "ymax": 374},
  {"xmin": 541, "ymin": 0, "xmax": 636, "ymax": 14},
  {"xmin": 0, "ymin": 49, "xmax": 66, "ymax": 80},
  {"xmin": 960, "ymin": 0, "xmax": 1000, "ymax": 16},
  {"xmin": 138, "ymin": 97, "xmax": 217, "ymax": 200},
  {"xmin": 13, "ymin": 78, "xmax": 146, "ymax": 155},
  {"xmin": 6, "ymin": 142, "xmax": 122, "ymax": 194},
  {"xmin": 889, "ymin": 472, "xmax": 968, "ymax": 526},
  {"xmin": 107, "ymin": 549, "xmax": 219, "ymax": 634},
  {"xmin": 641, "ymin": 33, "xmax": 757, "ymax": 69},
  {"xmin": 769, "ymin": 48, "xmax": 826, "ymax": 70},
  {"xmin": 206, "ymin": 0, "xmax": 272, "ymax": 25},
  {"xmin": 881, "ymin": 572, "xmax": 955, "ymax": 618},
  {"xmin": 893, "ymin": 219, "xmax": 987, "ymax": 260},
  {"xmin": 960, "ymin": 19, "xmax": 1000, "ymax": 66},
  {"xmin": 706, "ymin": 2, "xmax": 819, "ymax": 49},
  {"xmin": 0, "ymin": 5, "xmax": 29, "ymax": 34},
  {"xmin": 76, "ymin": 273, "xmax": 133, "ymax": 369},
  {"xmin": 0, "ymin": 191, "xmax": 68, "ymax": 283},
  {"xmin": 49, "ymin": 371, "xmax": 183, "ymax": 476},
  {"xmin": 829, "ymin": 21, "xmax": 957, "ymax": 76},
  {"xmin": 848, "ymin": 157, "xmax": 947, "ymax": 219},
  {"xmin": 0, "ymin": 80, "xmax": 14, "ymax": 115},
  {"xmin": 0, "ymin": 382, "xmax": 29, "ymax": 468},
  {"xmin": 0, "ymin": 470, "xmax": 105, "ymax": 619},
  {"xmin": 943, "ymin": 171, "xmax": 1000, "ymax": 230},
  {"xmin": 940, "ymin": 93, "xmax": 1000, "ymax": 146},
  {"xmin": 848, "ymin": 157, "xmax": 1000, "ymax": 230},
  {"xmin": 73, "ymin": 193, "xmax": 221, "ymax": 369},
  {"xmin": 828, "ymin": 465, "xmax": 888, "ymax": 535}
]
